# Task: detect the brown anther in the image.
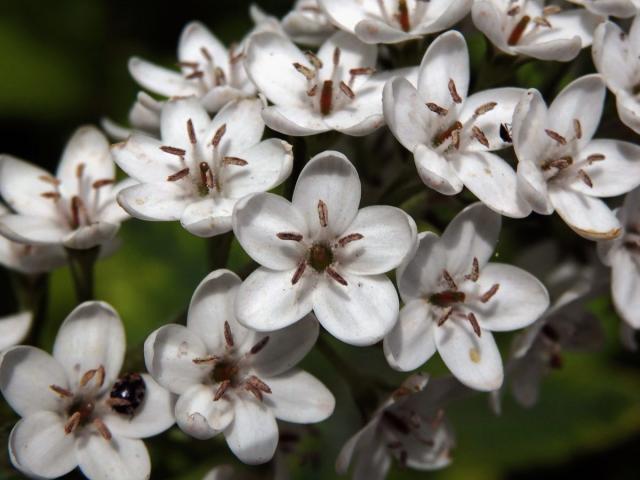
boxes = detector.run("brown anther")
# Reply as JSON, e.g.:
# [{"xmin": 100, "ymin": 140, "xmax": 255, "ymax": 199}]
[
  {"xmin": 474, "ymin": 102, "xmax": 497, "ymax": 116},
  {"xmin": 64, "ymin": 412, "xmax": 82, "ymax": 434},
  {"xmin": 49, "ymin": 384, "xmax": 73, "ymax": 397},
  {"xmin": 187, "ymin": 119, "xmax": 197, "ymax": 144},
  {"xmin": 224, "ymin": 321, "xmax": 234, "ymax": 347},
  {"xmin": 573, "ymin": 119, "xmax": 582, "ymax": 139},
  {"xmin": 247, "ymin": 375, "xmax": 272, "ymax": 394},
  {"xmin": 160, "ymin": 146, "xmax": 187, "ymax": 156},
  {"xmin": 307, "ymin": 84, "xmax": 318, "ymax": 97},
  {"xmin": 543, "ymin": 5, "xmax": 562, "ymax": 15},
  {"xmin": 177, "ymin": 61, "xmax": 199, "ymax": 69},
  {"xmin": 39, "ymin": 175, "xmax": 60, "ymax": 186},
  {"xmin": 317, "ymin": 199, "xmax": 328, "ymax": 227},
  {"xmin": 349, "ymin": 67, "xmax": 375, "ymax": 76},
  {"xmin": 426, "ymin": 102, "xmax": 448, "ymax": 116},
  {"xmin": 95, "ymin": 366, "xmax": 105, "ymax": 387},
  {"xmin": 199, "ymin": 162, "xmax": 215, "ymax": 190},
  {"xmin": 339, "ymin": 81, "xmax": 355, "ymax": 99},
  {"xmin": 213, "ymin": 379, "xmax": 231, "ymax": 401},
  {"xmin": 448, "ymin": 79, "xmax": 462, "ymax": 104},
  {"xmin": 577, "ymin": 169, "xmax": 593, "ymax": 188},
  {"xmin": 437, "ymin": 307, "xmax": 454, "ymax": 326},
  {"xmin": 304, "ymin": 50, "xmax": 323, "ymax": 70},
  {"xmin": 293, "ymin": 62, "xmax": 315, "ymax": 80},
  {"xmin": 106, "ymin": 397, "xmax": 131, "ymax": 407},
  {"xmin": 465, "ymin": 257, "xmax": 480, "ymax": 282},
  {"xmin": 76, "ymin": 163, "xmax": 86, "ymax": 179},
  {"xmin": 397, "ymin": 0, "xmax": 411, "ymax": 32},
  {"xmin": 186, "ymin": 70, "xmax": 205, "ymax": 80},
  {"xmin": 337, "ymin": 233, "xmax": 364, "ymax": 247},
  {"xmin": 533, "ymin": 16, "xmax": 551, "ymax": 28},
  {"xmin": 541, "ymin": 156, "xmax": 572, "ymax": 171},
  {"xmin": 545, "ymin": 129, "xmax": 567, "ymax": 145},
  {"xmin": 480, "ymin": 283, "xmax": 500, "ymax": 303},
  {"xmin": 472, "ymin": 126, "xmax": 490, "ymax": 148},
  {"xmin": 222, "ymin": 156, "xmax": 248, "ymax": 166},
  {"xmin": 451, "ymin": 129, "xmax": 461, "ymax": 150},
  {"xmin": 200, "ymin": 46, "xmax": 213, "ymax": 62},
  {"xmin": 291, "ymin": 261, "xmax": 307, "ymax": 285},
  {"xmin": 93, "ymin": 418, "xmax": 112, "ymax": 441},
  {"xmin": 434, "ymin": 121, "xmax": 463, "ymax": 146},
  {"xmin": 92, "ymin": 179, "xmax": 115, "ymax": 189},
  {"xmin": 41, "ymin": 191, "xmax": 61, "ymax": 199},
  {"xmin": 167, "ymin": 168, "xmax": 190, "ymax": 182},
  {"xmin": 326, "ymin": 266, "xmax": 348, "ymax": 286},
  {"xmin": 443, "ymin": 270, "xmax": 457, "ymax": 290},
  {"xmin": 192, "ymin": 355, "xmax": 219, "ymax": 364},
  {"xmin": 277, "ymin": 232, "xmax": 304, "ymax": 241},
  {"xmin": 333, "ymin": 47, "xmax": 341, "ymax": 66},
  {"xmin": 214, "ymin": 67, "xmax": 227, "ymax": 86},
  {"xmin": 320, "ymin": 80, "xmax": 333, "ymax": 116},
  {"xmin": 245, "ymin": 383, "xmax": 264, "ymax": 401},
  {"xmin": 230, "ymin": 51, "xmax": 245, "ymax": 64},
  {"xmin": 71, "ymin": 196, "xmax": 84, "ymax": 229},
  {"xmin": 508, "ymin": 15, "xmax": 530, "ymax": 46},
  {"xmin": 507, "ymin": 5, "xmax": 520, "ymax": 16},
  {"xmin": 250, "ymin": 336, "xmax": 270, "ymax": 355},
  {"xmin": 80, "ymin": 366, "xmax": 105, "ymax": 387},
  {"xmin": 587, "ymin": 154, "xmax": 605, "ymax": 164},
  {"xmin": 467, "ymin": 312, "xmax": 481, "ymax": 337},
  {"xmin": 212, "ymin": 124, "xmax": 227, "ymax": 147}
]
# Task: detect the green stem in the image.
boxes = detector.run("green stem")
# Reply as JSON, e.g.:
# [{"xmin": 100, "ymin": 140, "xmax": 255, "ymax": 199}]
[
  {"xmin": 66, "ymin": 246, "xmax": 100, "ymax": 303},
  {"xmin": 13, "ymin": 273, "xmax": 49, "ymax": 346},
  {"xmin": 206, "ymin": 231, "xmax": 233, "ymax": 271}
]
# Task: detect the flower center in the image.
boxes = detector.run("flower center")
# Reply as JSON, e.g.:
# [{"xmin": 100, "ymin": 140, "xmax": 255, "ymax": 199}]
[
  {"xmin": 178, "ymin": 44, "xmax": 244, "ymax": 92},
  {"xmin": 212, "ymin": 360, "xmax": 239, "ymax": 384},
  {"xmin": 308, "ymin": 243, "xmax": 333, "ymax": 272},
  {"xmin": 429, "ymin": 290, "xmax": 466, "ymax": 308},
  {"xmin": 504, "ymin": 2, "xmax": 561, "ymax": 46}
]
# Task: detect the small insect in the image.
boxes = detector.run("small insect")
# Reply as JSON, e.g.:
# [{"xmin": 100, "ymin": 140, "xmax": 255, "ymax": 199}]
[
  {"xmin": 109, "ymin": 373, "xmax": 146, "ymax": 416},
  {"xmin": 499, "ymin": 122, "xmax": 513, "ymax": 143}
]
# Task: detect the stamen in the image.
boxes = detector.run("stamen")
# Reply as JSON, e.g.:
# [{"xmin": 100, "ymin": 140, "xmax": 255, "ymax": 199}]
[
  {"xmin": 426, "ymin": 102, "xmax": 448, "ymax": 116},
  {"xmin": 214, "ymin": 67, "xmax": 226, "ymax": 86},
  {"xmin": 480, "ymin": 284, "xmax": 500, "ymax": 303},
  {"xmin": 200, "ymin": 47, "xmax": 213, "ymax": 62},
  {"xmin": 293, "ymin": 62, "xmax": 315, "ymax": 80},
  {"xmin": 80, "ymin": 366, "xmax": 105, "ymax": 387},
  {"xmin": 247, "ymin": 375, "xmax": 271, "ymax": 394},
  {"xmin": 49, "ymin": 384, "xmax": 73, "ymax": 397},
  {"xmin": 106, "ymin": 397, "xmax": 131, "ymax": 407},
  {"xmin": 317, "ymin": 199, "xmax": 328, "ymax": 227},
  {"xmin": 507, "ymin": 15, "xmax": 530, "ymax": 46},
  {"xmin": 349, "ymin": 67, "xmax": 375, "ymax": 76},
  {"xmin": 573, "ymin": 119, "xmax": 582, "ymax": 139},
  {"xmin": 507, "ymin": 5, "xmax": 520, "ymax": 16},
  {"xmin": 213, "ymin": 379, "xmax": 231, "ymax": 401},
  {"xmin": 339, "ymin": 81, "xmax": 355, "ymax": 99},
  {"xmin": 291, "ymin": 261, "xmax": 307, "ymax": 285},
  {"xmin": 541, "ymin": 156, "xmax": 572, "ymax": 171},
  {"xmin": 212, "ymin": 124, "xmax": 227, "ymax": 147},
  {"xmin": 465, "ymin": 257, "xmax": 480, "ymax": 282},
  {"xmin": 76, "ymin": 163, "xmax": 85, "ymax": 179},
  {"xmin": 71, "ymin": 196, "xmax": 84, "ymax": 229},
  {"xmin": 474, "ymin": 102, "xmax": 497, "ymax": 116},
  {"xmin": 471, "ymin": 126, "xmax": 490, "ymax": 148},
  {"xmin": 187, "ymin": 119, "xmax": 197, "ymax": 144},
  {"xmin": 577, "ymin": 169, "xmax": 593, "ymax": 188},
  {"xmin": 397, "ymin": 0, "xmax": 410, "ymax": 32},
  {"xmin": 192, "ymin": 355, "xmax": 219, "ymax": 364},
  {"xmin": 177, "ymin": 61, "xmax": 199, "ymax": 69},
  {"xmin": 326, "ymin": 266, "xmax": 348, "ymax": 286},
  {"xmin": 224, "ymin": 321, "xmax": 234, "ymax": 347},
  {"xmin": 245, "ymin": 383, "xmax": 264, "ymax": 401},
  {"xmin": 545, "ymin": 129, "xmax": 567, "ymax": 145},
  {"xmin": 167, "ymin": 168, "xmax": 190, "ymax": 182},
  {"xmin": 160, "ymin": 146, "xmax": 186, "ymax": 156},
  {"xmin": 92, "ymin": 179, "xmax": 115, "ymax": 189},
  {"xmin": 304, "ymin": 50, "xmax": 323, "ymax": 70},
  {"xmin": 250, "ymin": 336, "xmax": 270, "ymax": 355},
  {"xmin": 222, "ymin": 156, "xmax": 248, "ymax": 166},
  {"xmin": 451, "ymin": 130, "xmax": 460, "ymax": 150},
  {"xmin": 199, "ymin": 162, "xmax": 215, "ymax": 190},
  {"xmin": 277, "ymin": 232, "xmax": 304, "ymax": 242},
  {"xmin": 533, "ymin": 16, "xmax": 551, "ymax": 28},
  {"xmin": 437, "ymin": 307, "xmax": 453, "ymax": 326},
  {"xmin": 443, "ymin": 270, "xmax": 457, "ymax": 290},
  {"xmin": 186, "ymin": 70, "xmax": 205, "ymax": 80},
  {"xmin": 587, "ymin": 154, "xmax": 605, "ymax": 164},
  {"xmin": 434, "ymin": 121, "xmax": 463, "ymax": 146},
  {"xmin": 467, "ymin": 312, "xmax": 481, "ymax": 337},
  {"xmin": 337, "ymin": 233, "xmax": 364, "ymax": 247},
  {"xmin": 448, "ymin": 79, "xmax": 462, "ymax": 104},
  {"xmin": 320, "ymin": 80, "xmax": 333, "ymax": 116},
  {"xmin": 41, "ymin": 191, "xmax": 61, "ymax": 199},
  {"xmin": 543, "ymin": 5, "xmax": 562, "ymax": 15},
  {"xmin": 307, "ymin": 84, "xmax": 318, "ymax": 97},
  {"xmin": 333, "ymin": 47, "xmax": 341, "ymax": 66},
  {"xmin": 39, "ymin": 175, "xmax": 60, "ymax": 186},
  {"xmin": 64, "ymin": 412, "xmax": 82, "ymax": 434},
  {"xmin": 93, "ymin": 418, "xmax": 112, "ymax": 441}
]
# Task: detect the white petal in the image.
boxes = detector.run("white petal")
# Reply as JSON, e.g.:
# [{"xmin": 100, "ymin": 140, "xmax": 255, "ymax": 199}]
[
  {"xmin": 207, "ymin": 98, "xmax": 265, "ymax": 157},
  {"xmin": 143, "ymin": 324, "xmax": 209, "ymax": 394},
  {"xmin": 117, "ymin": 182, "xmax": 192, "ymax": 221},
  {"xmin": 616, "ymin": 92, "xmax": 640, "ymax": 135},
  {"xmin": 128, "ymin": 57, "xmax": 199, "ymax": 97},
  {"xmin": 354, "ymin": 18, "xmax": 419, "ymax": 44},
  {"xmin": 435, "ymin": 319, "xmax": 503, "ymax": 391},
  {"xmin": 397, "ymin": 231, "xmax": 446, "ymax": 302},
  {"xmin": 510, "ymin": 356, "xmax": 545, "ymax": 408},
  {"xmin": 102, "ymin": 374, "xmax": 176, "ymax": 439},
  {"xmin": 98, "ymin": 178, "xmax": 137, "ymax": 225},
  {"xmin": 414, "ymin": 145, "xmax": 464, "ymax": 195},
  {"xmin": 265, "ymin": 369, "xmax": 335, "ymax": 423},
  {"xmin": 201, "ymin": 86, "xmax": 251, "ymax": 113},
  {"xmin": 180, "ymin": 197, "xmax": 235, "ymax": 237},
  {"xmin": 514, "ymin": 37, "xmax": 582, "ymax": 62},
  {"xmin": 469, "ymin": 263, "xmax": 550, "ymax": 331},
  {"xmin": 160, "ymin": 97, "xmax": 211, "ymax": 148},
  {"xmin": 0, "ymin": 237, "xmax": 66, "ymax": 274},
  {"xmin": 9, "ymin": 411, "xmax": 76, "ymax": 478},
  {"xmin": 512, "ymin": 89, "xmax": 549, "ymax": 173},
  {"xmin": 0, "ymin": 155, "xmax": 60, "ymax": 217},
  {"xmin": 0, "ymin": 311, "xmax": 32, "ymax": 350},
  {"xmin": 451, "ymin": 151, "xmax": 531, "ymax": 218},
  {"xmin": 338, "ymin": 205, "xmax": 416, "ymax": 275},
  {"xmin": 316, "ymin": 31, "xmax": 376, "ymax": 80},
  {"xmin": 0, "ymin": 214, "xmax": 68, "ymax": 245},
  {"xmin": 76, "ymin": 434, "xmax": 150, "ymax": 480},
  {"xmin": 57, "ymin": 126, "xmax": 114, "ymax": 189},
  {"xmin": 111, "ymin": 135, "xmax": 181, "ymax": 183},
  {"xmin": 262, "ymin": 105, "xmax": 329, "ymax": 136},
  {"xmin": 529, "ymin": 9, "xmax": 600, "ymax": 47},
  {"xmin": 175, "ymin": 384, "xmax": 234, "ymax": 439},
  {"xmin": 313, "ymin": 273, "xmax": 399, "ymax": 346},
  {"xmin": 178, "ymin": 21, "xmax": 229, "ymax": 74},
  {"xmin": 548, "ymin": 186, "xmax": 621, "ymax": 240},
  {"xmin": 441, "ymin": 202, "xmax": 501, "ymax": 274},
  {"xmin": 63, "ymin": 221, "xmax": 119, "ymax": 250},
  {"xmin": 383, "ymin": 300, "xmax": 437, "ymax": 371},
  {"xmin": 317, "ymin": 0, "xmax": 367, "ymax": 34},
  {"xmin": 335, "ymin": 419, "xmax": 378, "ymax": 476},
  {"xmin": 611, "ymin": 249, "xmax": 640, "ymax": 329},
  {"xmin": 235, "ymin": 267, "xmax": 316, "ymax": 331},
  {"xmin": 323, "ymin": 89, "xmax": 385, "ymax": 136},
  {"xmin": 351, "ymin": 431, "xmax": 391, "ymax": 480},
  {"xmin": 517, "ymin": 156, "xmax": 553, "ymax": 215},
  {"xmin": 225, "ymin": 396, "xmax": 278, "ymax": 465},
  {"xmin": 414, "ymin": 0, "xmax": 473, "ymax": 34},
  {"xmin": 0, "ymin": 346, "xmax": 68, "ymax": 417},
  {"xmin": 592, "ymin": 21, "xmax": 635, "ymax": 93},
  {"xmin": 471, "ymin": 1, "xmax": 511, "ymax": 54}
]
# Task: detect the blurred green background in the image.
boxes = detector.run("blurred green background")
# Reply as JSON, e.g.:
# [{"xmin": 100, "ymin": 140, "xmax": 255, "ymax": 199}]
[{"xmin": 0, "ymin": 1, "xmax": 639, "ymax": 479}]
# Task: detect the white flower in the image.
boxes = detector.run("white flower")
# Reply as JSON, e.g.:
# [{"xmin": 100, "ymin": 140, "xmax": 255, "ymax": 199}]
[
  {"xmin": 0, "ymin": 126, "xmax": 131, "ymax": 250},
  {"xmin": 0, "ymin": 301, "xmax": 175, "ymax": 479},
  {"xmin": 112, "ymin": 97, "xmax": 293, "ymax": 237},
  {"xmin": 144, "ymin": 269, "xmax": 335, "ymax": 465},
  {"xmin": 383, "ymin": 31, "xmax": 531, "ymax": 218},
  {"xmin": 203, "ymin": 454, "xmax": 289, "ymax": 480},
  {"xmin": 0, "ymin": 312, "xmax": 32, "ymax": 352},
  {"xmin": 336, "ymin": 374, "xmax": 457, "ymax": 480},
  {"xmin": 244, "ymin": 30, "xmax": 415, "ymax": 136},
  {"xmin": 598, "ymin": 187, "xmax": 640, "ymax": 330},
  {"xmin": 383, "ymin": 203, "xmax": 550, "ymax": 391},
  {"xmin": 282, "ymin": 0, "xmax": 337, "ymax": 46},
  {"xmin": 318, "ymin": 0, "xmax": 472, "ymax": 44},
  {"xmin": 592, "ymin": 15, "xmax": 640, "ymax": 134},
  {"xmin": 233, "ymin": 150, "xmax": 416, "ymax": 346},
  {"xmin": 569, "ymin": 0, "xmax": 639, "ymax": 18},
  {"xmin": 472, "ymin": 0, "xmax": 601, "ymax": 61},
  {"xmin": 513, "ymin": 74, "xmax": 640, "ymax": 240}
]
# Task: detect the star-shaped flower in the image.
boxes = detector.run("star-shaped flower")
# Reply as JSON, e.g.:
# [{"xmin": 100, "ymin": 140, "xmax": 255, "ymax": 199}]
[
  {"xmin": 0, "ymin": 301, "xmax": 175, "ymax": 479},
  {"xmin": 318, "ymin": 0, "xmax": 472, "ymax": 44},
  {"xmin": 472, "ymin": 0, "xmax": 601, "ymax": 61},
  {"xmin": 383, "ymin": 31, "xmax": 531, "ymax": 218},
  {"xmin": 0, "ymin": 126, "xmax": 131, "ymax": 250},
  {"xmin": 513, "ymin": 74, "xmax": 640, "ymax": 240},
  {"xmin": 383, "ymin": 203, "xmax": 550, "ymax": 391},
  {"xmin": 112, "ymin": 97, "xmax": 293, "ymax": 237},
  {"xmin": 233, "ymin": 150, "xmax": 417, "ymax": 346},
  {"xmin": 144, "ymin": 269, "xmax": 335, "ymax": 465}
]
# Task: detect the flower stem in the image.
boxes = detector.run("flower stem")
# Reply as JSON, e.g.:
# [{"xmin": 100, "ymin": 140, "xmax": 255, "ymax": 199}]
[
  {"xmin": 13, "ymin": 272, "xmax": 49, "ymax": 346},
  {"xmin": 285, "ymin": 136, "xmax": 308, "ymax": 200},
  {"xmin": 66, "ymin": 246, "xmax": 100, "ymax": 303},
  {"xmin": 206, "ymin": 231, "xmax": 233, "ymax": 271}
]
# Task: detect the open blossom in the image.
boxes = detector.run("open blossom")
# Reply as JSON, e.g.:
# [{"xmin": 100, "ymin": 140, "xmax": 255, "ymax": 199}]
[
  {"xmin": 569, "ymin": 0, "xmax": 639, "ymax": 17},
  {"xmin": 336, "ymin": 374, "xmax": 458, "ymax": 480},
  {"xmin": 112, "ymin": 97, "xmax": 292, "ymax": 237},
  {"xmin": 472, "ymin": 0, "xmax": 601, "ymax": 61},
  {"xmin": 233, "ymin": 151, "xmax": 416, "ymax": 346},
  {"xmin": 513, "ymin": 74, "xmax": 640, "ymax": 240},
  {"xmin": 384, "ymin": 203, "xmax": 550, "ymax": 391},
  {"xmin": 144, "ymin": 269, "xmax": 335, "ymax": 465},
  {"xmin": 318, "ymin": 0, "xmax": 472, "ymax": 44},
  {"xmin": 281, "ymin": 0, "xmax": 336, "ymax": 45},
  {"xmin": 245, "ymin": 31, "xmax": 414, "ymax": 136},
  {"xmin": 383, "ymin": 31, "xmax": 530, "ymax": 218},
  {"xmin": 0, "ymin": 126, "xmax": 131, "ymax": 250},
  {"xmin": 598, "ymin": 187, "xmax": 640, "ymax": 330},
  {"xmin": 0, "ymin": 301, "xmax": 175, "ymax": 479},
  {"xmin": 592, "ymin": 15, "xmax": 640, "ymax": 134}
]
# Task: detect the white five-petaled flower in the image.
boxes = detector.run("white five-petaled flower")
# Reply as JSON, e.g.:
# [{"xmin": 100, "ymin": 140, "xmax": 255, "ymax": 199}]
[
  {"xmin": 383, "ymin": 31, "xmax": 531, "ymax": 218},
  {"xmin": 336, "ymin": 374, "xmax": 457, "ymax": 480},
  {"xmin": 472, "ymin": 0, "xmax": 601, "ymax": 61},
  {"xmin": 0, "ymin": 301, "xmax": 175, "ymax": 480},
  {"xmin": 281, "ymin": 0, "xmax": 337, "ymax": 46},
  {"xmin": 233, "ymin": 150, "xmax": 416, "ymax": 346},
  {"xmin": 317, "ymin": 0, "xmax": 472, "ymax": 44},
  {"xmin": 112, "ymin": 97, "xmax": 293, "ymax": 237},
  {"xmin": 569, "ymin": 0, "xmax": 639, "ymax": 17},
  {"xmin": 144, "ymin": 269, "xmax": 335, "ymax": 465},
  {"xmin": 592, "ymin": 15, "xmax": 640, "ymax": 134},
  {"xmin": 513, "ymin": 74, "xmax": 640, "ymax": 240},
  {"xmin": 0, "ymin": 126, "xmax": 131, "ymax": 250},
  {"xmin": 598, "ymin": 187, "xmax": 640, "ymax": 330},
  {"xmin": 245, "ymin": 31, "xmax": 414, "ymax": 136},
  {"xmin": 384, "ymin": 203, "xmax": 550, "ymax": 391}
]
